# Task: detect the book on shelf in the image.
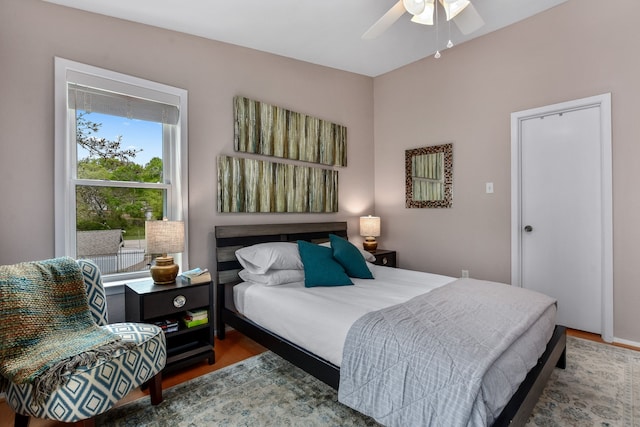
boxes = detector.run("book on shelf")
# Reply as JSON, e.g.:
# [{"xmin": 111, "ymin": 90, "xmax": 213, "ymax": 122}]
[
  {"xmin": 185, "ymin": 308, "xmax": 208, "ymax": 320},
  {"xmin": 182, "ymin": 317, "xmax": 208, "ymax": 328},
  {"xmin": 179, "ymin": 268, "xmax": 211, "ymax": 285},
  {"xmin": 182, "ymin": 308, "xmax": 208, "ymax": 328},
  {"xmin": 154, "ymin": 319, "xmax": 179, "ymax": 333}
]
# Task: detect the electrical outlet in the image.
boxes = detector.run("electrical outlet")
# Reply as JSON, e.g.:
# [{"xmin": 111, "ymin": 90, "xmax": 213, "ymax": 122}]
[{"xmin": 461, "ymin": 269, "xmax": 469, "ymax": 278}]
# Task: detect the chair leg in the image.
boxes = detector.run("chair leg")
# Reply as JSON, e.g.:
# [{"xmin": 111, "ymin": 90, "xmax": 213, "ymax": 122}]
[
  {"xmin": 14, "ymin": 413, "xmax": 29, "ymax": 427},
  {"xmin": 148, "ymin": 371, "xmax": 163, "ymax": 405}
]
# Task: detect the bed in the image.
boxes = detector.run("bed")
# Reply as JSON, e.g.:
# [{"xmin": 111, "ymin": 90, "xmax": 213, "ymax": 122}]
[{"xmin": 214, "ymin": 222, "xmax": 566, "ymax": 426}]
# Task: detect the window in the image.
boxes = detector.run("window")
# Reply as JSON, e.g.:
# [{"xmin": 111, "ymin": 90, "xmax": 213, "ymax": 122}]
[{"xmin": 55, "ymin": 58, "xmax": 188, "ymax": 282}]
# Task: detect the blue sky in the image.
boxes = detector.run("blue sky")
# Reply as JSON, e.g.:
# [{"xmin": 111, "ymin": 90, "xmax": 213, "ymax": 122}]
[{"xmin": 78, "ymin": 111, "xmax": 163, "ymax": 166}]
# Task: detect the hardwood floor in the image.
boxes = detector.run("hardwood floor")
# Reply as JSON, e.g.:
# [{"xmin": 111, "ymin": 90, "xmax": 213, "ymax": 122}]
[
  {"xmin": 568, "ymin": 328, "xmax": 640, "ymax": 351},
  {"xmin": 1, "ymin": 328, "xmax": 636, "ymax": 427}
]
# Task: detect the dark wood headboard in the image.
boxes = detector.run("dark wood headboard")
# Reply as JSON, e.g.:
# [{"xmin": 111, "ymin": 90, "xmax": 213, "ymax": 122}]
[{"xmin": 214, "ymin": 221, "xmax": 348, "ymax": 287}]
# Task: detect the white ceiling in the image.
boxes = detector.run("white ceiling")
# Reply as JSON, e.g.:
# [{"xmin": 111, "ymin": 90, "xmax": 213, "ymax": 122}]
[{"xmin": 43, "ymin": 0, "xmax": 567, "ymax": 77}]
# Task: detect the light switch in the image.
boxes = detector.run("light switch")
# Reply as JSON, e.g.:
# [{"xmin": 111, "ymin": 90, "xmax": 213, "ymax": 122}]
[{"xmin": 486, "ymin": 182, "xmax": 494, "ymax": 194}]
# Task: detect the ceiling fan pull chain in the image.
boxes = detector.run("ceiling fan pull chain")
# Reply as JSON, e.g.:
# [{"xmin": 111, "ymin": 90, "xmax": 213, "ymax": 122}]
[{"xmin": 447, "ymin": 18, "xmax": 454, "ymax": 48}]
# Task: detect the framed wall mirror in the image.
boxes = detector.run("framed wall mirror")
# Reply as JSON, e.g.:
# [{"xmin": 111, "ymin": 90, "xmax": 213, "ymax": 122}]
[{"xmin": 405, "ymin": 143, "xmax": 453, "ymax": 208}]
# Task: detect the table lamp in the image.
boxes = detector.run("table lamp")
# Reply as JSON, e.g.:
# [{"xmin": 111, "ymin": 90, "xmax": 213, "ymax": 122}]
[
  {"xmin": 145, "ymin": 218, "xmax": 184, "ymax": 285},
  {"xmin": 360, "ymin": 215, "xmax": 380, "ymax": 252}
]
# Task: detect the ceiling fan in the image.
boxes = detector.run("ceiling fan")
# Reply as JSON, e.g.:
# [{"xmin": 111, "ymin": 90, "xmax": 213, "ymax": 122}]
[{"xmin": 362, "ymin": 0, "xmax": 485, "ymax": 40}]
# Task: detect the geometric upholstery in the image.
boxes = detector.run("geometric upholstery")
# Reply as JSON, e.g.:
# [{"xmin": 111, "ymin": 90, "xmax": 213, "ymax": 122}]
[
  {"xmin": 78, "ymin": 259, "xmax": 110, "ymax": 326},
  {"xmin": 4, "ymin": 260, "xmax": 166, "ymax": 425},
  {"xmin": 5, "ymin": 323, "xmax": 165, "ymax": 423}
]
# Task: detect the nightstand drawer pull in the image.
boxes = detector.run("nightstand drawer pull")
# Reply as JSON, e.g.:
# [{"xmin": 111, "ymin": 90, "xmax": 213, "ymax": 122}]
[
  {"xmin": 173, "ymin": 295, "xmax": 186, "ymax": 308},
  {"xmin": 372, "ymin": 250, "xmax": 396, "ymax": 268}
]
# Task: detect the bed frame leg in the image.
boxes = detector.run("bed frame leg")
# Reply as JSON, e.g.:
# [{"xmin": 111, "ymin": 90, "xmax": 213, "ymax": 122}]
[
  {"xmin": 216, "ymin": 282, "xmax": 226, "ymax": 339},
  {"xmin": 556, "ymin": 347, "xmax": 566, "ymax": 369},
  {"xmin": 216, "ymin": 325, "xmax": 226, "ymax": 340}
]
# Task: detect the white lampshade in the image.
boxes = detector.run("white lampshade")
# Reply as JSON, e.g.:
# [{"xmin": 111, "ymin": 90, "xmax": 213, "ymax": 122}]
[
  {"xmin": 409, "ymin": 0, "xmax": 469, "ymax": 25},
  {"xmin": 145, "ymin": 219, "xmax": 185, "ymax": 255},
  {"xmin": 146, "ymin": 219, "xmax": 184, "ymax": 285},
  {"xmin": 402, "ymin": 0, "xmax": 426, "ymax": 16},
  {"xmin": 410, "ymin": 1, "xmax": 435, "ymax": 25},
  {"xmin": 360, "ymin": 216, "xmax": 381, "ymax": 238},
  {"xmin": 440, "ymin": 0, "xmax": 470, "ymax": 21}
]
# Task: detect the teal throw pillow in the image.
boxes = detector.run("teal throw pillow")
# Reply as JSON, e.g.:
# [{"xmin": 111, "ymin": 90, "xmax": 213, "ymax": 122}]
[
  {"xmin": 329, "ymin": 234, "xmax": 374, "ymax": 279},
  {"xmin": 297, "ymin": 240, "xmax": 353, "ymax": 287}
]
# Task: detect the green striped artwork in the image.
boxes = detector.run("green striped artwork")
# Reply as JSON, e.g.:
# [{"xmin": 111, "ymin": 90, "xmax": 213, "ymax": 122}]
[
  {"xmin": 234, "ymin": 96, "xmax": 347, "ymax": 167},
  {"xmin": 411, "ymin": 152, "xmax": 444, "ymax": 201},
  {"xmin": 217, "ymin": 155, "xmax": 339, "ymax": 213}
]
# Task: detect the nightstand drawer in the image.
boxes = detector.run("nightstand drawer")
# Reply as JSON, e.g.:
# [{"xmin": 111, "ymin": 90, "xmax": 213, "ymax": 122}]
[{"xmin": 142, "ymin": 285, "xmax": 209, "ymax": 319}]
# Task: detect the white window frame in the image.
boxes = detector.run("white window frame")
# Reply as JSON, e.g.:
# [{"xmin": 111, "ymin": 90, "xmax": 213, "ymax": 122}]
[{"xmin": 54, "ymin": 57, "xmax": 189, "ymax": 283}]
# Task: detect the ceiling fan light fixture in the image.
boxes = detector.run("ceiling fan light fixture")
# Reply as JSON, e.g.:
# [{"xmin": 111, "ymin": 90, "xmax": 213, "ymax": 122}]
[
  {"xmin": 402, "ymin": 0, "xmax": 426, "ymax": 16},
  {"xmin": 439, "ymin": 0, "xmax": 470, "ymax": 21},
  {"xmin": 410, "ymin": 1, "xmax": 435, "ymax": 25}
]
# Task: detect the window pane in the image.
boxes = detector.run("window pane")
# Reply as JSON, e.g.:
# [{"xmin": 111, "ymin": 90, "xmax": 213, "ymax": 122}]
[
  {"xmin": 76, "ymin": 110, "xmax": 164, "ymax": 183},
  {"xmin": 76, "ymin": 185, "xmax": 165, "ymax": 274},
  {"xmin": 56, "ymin": 58, "xmax": 188, "ymax": 281}
]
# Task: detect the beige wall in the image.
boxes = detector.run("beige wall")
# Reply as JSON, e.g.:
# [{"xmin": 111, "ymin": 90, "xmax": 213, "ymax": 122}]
[
  {"xmin": 0, "ymin": 0, "xmax": 374, "ymax": 271},
  {"xmin": 1, "ymin": 0, "xmax": 638, "ymax": 342},
  {"xmin": 373, "ymin": 0, "xmax": 640, "ymax": 342}
]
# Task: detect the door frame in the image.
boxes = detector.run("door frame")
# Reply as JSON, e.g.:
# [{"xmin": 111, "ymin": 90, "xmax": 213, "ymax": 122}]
[{"xmin": 510, "ymin": 93, "xmax": 613, "ymax": 342}]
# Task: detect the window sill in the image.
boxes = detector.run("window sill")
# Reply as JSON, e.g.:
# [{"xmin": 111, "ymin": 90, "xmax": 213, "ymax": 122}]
[{"xmin": 103, "ymin": 276, "xmax": 150, "ymax": 295}]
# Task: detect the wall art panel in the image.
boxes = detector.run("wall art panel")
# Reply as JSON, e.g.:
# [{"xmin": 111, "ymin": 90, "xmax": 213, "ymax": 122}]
[
  {"xmin": 234, "ymin": 96, "xmax": 347, "ymax": 167},
  {"xmin": 218, "ymin": 155, "xmax": 338, "ymax": 213}
]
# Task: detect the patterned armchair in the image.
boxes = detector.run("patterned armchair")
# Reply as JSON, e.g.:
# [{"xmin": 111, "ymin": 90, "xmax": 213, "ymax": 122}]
[{"xmin": 3, "ymin": 259, "xmax": 167, "ymax": 427}]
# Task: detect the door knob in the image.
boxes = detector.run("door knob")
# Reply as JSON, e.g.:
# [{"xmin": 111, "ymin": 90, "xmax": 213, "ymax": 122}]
[{"xmin": 524, "ymin": 225, "xmax": 533, "ymax": 232}]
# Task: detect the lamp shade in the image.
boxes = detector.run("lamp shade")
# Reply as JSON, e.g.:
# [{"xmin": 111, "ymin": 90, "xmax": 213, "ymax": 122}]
[
  {"xmin": 403, "ymin": 0, "xmax": 426, "ymax": 15},
  {"xmin": 410, "ymin": 2, "xmax": 435, "ymax": 25},
  {"xmin": 360, "ymin": 216, "xmax": 381, "ymax": 238},
  {"xmin": 440, "ymin": 0, "xmax": 470, "ymax": 20},
  {"xmin": 145, "ymin": 220, "xmax": 185, "ymax": 255}
]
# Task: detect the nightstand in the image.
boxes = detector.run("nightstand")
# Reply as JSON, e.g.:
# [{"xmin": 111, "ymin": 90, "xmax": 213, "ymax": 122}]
[
  {"xmin": 125, "ymin": 279, "xmax": 215, "ymax": 372},
  {"xmin": 370, "ymin": 249, "xmax": 397, "ymax": 268}
]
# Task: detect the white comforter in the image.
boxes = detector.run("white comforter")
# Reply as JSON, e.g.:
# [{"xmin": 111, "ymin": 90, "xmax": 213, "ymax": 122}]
[{"xmin": 234, "ymin": 263, "xmax": 456, "ymax": 366}]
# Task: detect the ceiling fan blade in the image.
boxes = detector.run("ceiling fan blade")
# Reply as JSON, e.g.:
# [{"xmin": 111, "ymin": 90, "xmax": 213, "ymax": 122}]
[
  {"xmin": 452, "ymin": 2, "xmax": 484, "ymax": 35},
  {"xmin": 362, "ymin": 1, "xmax": 407, "ymax": 40}
]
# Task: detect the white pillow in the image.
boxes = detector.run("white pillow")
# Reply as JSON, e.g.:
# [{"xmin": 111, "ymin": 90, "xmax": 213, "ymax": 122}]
[
  {"xmin": 319, "ymin": 241, "xmax": 376, "ymax": 263},
  {"xmin": 235, "ymin": 242, "xmax": 303, "ymax": 274},
  {"xmin": 238, "ymin": 269, "xmax": 305, "ymax": 286}
]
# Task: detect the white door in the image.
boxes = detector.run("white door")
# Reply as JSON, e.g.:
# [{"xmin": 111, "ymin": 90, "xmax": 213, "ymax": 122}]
[{"xmin": 511, "ymin": 94, "xmax": 613, "ymax": 340}]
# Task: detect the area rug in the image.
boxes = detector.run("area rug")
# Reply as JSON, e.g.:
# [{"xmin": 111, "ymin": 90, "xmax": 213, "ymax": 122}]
[
  {"xmin": 526, "ymin": 336, "xmax": 640, "ymax": 427},
  {"xmin": 96, "ymin": 336, "xmax": 639, "ymax": 426}
]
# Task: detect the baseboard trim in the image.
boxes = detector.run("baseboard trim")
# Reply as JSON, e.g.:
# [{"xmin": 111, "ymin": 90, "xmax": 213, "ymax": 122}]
[{"xmin": 613, "ymin": 336, "xmax": 640, "ymax": 350}]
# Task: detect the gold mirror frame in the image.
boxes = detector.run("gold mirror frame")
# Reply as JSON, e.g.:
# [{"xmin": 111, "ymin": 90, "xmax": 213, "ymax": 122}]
[{"xmin": 405, "ymin": 143, "xmax": 453, "ymax": 208}]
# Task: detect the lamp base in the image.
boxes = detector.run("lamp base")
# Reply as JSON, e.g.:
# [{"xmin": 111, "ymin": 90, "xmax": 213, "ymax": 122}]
[
  {"xmin": 150, "ymin": 256, "xmax": 179, "ymax": 285},
  {"xmin": 363, "ymin": 237, "xmax": 378, "ymax": 252}
]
